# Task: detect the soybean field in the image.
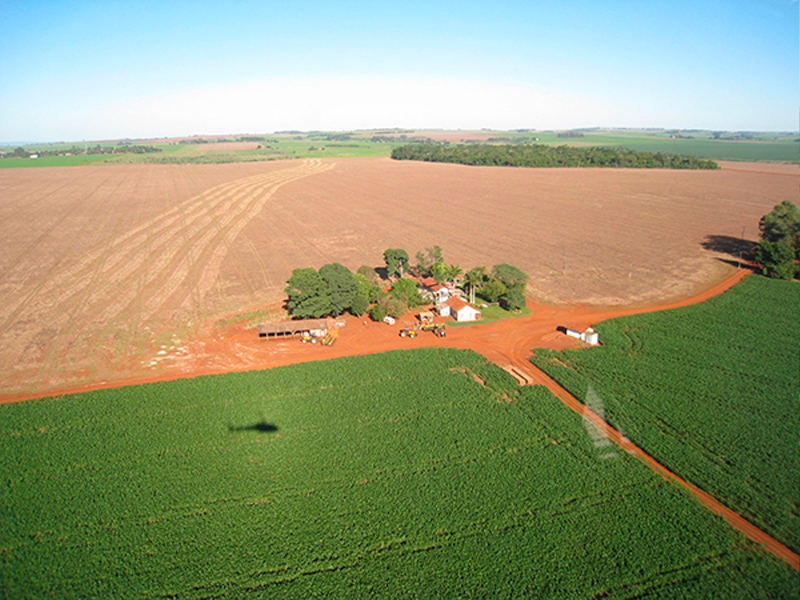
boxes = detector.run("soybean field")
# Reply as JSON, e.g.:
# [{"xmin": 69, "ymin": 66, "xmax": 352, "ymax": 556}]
[
  {"xmin": 1, "ymin": 348, "xmax": 795, "ymax": 598},
  {"xmin": 531, "ymin": 275, "xmax": 800, "ymax": 554}
]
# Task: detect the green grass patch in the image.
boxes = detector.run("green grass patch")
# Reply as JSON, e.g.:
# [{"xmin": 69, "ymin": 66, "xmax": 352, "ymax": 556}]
[
  {"xmin": 1, "ymin": 347, "xmax": 795, "ymax": 597},
  {"xmin": 530, "ymin": 274, "xmax": 800, "ymax": 553}
]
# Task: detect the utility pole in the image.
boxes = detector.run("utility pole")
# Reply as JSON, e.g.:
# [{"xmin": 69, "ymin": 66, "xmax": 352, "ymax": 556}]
[{"xmin": 739, "ymin": 225, "xmax": 746, "ymax": 269}]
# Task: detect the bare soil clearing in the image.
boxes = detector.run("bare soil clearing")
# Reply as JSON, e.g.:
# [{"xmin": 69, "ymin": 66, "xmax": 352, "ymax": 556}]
[{"xmin": 0, "ymin": 157, "xmax": 795, "ymax": 399}]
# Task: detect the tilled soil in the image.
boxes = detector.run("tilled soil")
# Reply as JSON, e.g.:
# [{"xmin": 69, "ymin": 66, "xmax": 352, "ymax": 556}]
[{"xmin": 0, "ymin": 157, "xmax": 796, "ymax": 398}]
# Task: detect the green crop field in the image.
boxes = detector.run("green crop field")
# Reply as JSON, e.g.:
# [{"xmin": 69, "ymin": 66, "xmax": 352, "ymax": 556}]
[
  {"xmin": 0, "ymin": 154, "xmax": 112, "ymax": 168},
  {"xmin": 583, "ymin": 135, "xmax": 798, "ymax": 162},
  {"xmin": 1, "ymin": 348, "xmax": 795, "ymax": 598},
  {"xmin": 519, "ymin": 131, "xmax": 799, "ymax": 162},
  {"xmin": 531, "ymin": 275, "xmax": 800, "ymax": 554}
]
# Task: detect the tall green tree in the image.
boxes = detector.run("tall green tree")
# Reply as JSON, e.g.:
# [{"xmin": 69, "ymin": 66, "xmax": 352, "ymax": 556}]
[
  {"xmin": 759, "ymin": 201, "xmax": 800, "ymax": 257},
  {"xmin": 354, "ymin": 272, "xmax": 382, "ymax": 303},
  {"xmin": 464, "ymin": 267, "xmax": 487, "ymax": 304},
  {"xmin": 501, "ymin": 285, "xmax": 526, "ymax": 311},
  {"xmin": 319, "ymin": 263, "xmax": 358, "ymax": 316},
  {"xmin": 430, "ymin": 261, "xmax": 448, "ymax": 284},
  {"xmin": 284, "ymin": 268, "xmax": 333, "ymax": 319},
  {"xmin": 390, "ymin": 277, "xmax": 423, "ymax": 309},
  {"xmin": 414, "ymin": 245, "xmax": 442, "ymax": 277},
  {"xmin": 491, "ymin": 263, "xmax": 529, "ymax": 289},
  {"xmin": 349, "ymin": 293, "xmax": 369, "ymax": 317},
  {"xmin": 480, "ymin": 279, "xmax": 507, "ymax": 303},
  {"xmin": 755, "ymin": 201, "xmax": 799, "ymax": 279},
  {"xmin": 445, "ymin": 264, "xmax": 463, "ymax": 289},
  {"xmin": 755, "ymin": 240, "xmax": 795, "ymax": 280},
  {"xmin": 383, "ymin": 248, "xmax": 409, "ymax": 279}
]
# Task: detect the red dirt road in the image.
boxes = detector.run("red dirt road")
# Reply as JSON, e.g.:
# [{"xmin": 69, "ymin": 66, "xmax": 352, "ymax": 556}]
[{"xmin": 0, "ymin": 263, "xmax": 750, "ymax": 404}]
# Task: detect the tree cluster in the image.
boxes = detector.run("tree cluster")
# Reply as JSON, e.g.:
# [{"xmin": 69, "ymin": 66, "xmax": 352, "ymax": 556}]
[
  {"xmin": 413, "ymin": 246, "xmax": 529, "ymax": 312},
  {"xmin": 468, "ymin": 263, "xmax": 528, "ymax": 311},
  {"xmin": 284, "ymin": 248, "xmax": 530, "ymax": 321},
  {"xmin": 754, "ymin": 201, "xmax": 800, "ymax": 280},
  {"xmin": 391, "ymin": 143, "xmax": 719, "ymax": 170},
  {"xmin": 285, "ymin": 264, "xmax": 362, "ymax": 319},
  {"xmin": 284, "ymin": 260, "xmax": 419, "ymax": 321}
]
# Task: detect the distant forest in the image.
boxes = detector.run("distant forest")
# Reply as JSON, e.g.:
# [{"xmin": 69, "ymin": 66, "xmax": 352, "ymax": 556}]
[{"xmin": 391, "ymin": 143, "xmax": 720, "ymax": 169}]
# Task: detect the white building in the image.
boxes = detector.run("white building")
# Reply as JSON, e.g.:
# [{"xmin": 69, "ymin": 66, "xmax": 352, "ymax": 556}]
[{"xmin": 439, "ymin": 297, "xmax": 481, "ymax": 322}]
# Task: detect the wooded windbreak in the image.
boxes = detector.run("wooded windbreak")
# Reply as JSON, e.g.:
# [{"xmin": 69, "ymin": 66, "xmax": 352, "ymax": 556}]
[{"xmin": 391, "ymin": 143, "xmax": 720, "ymax": 169}]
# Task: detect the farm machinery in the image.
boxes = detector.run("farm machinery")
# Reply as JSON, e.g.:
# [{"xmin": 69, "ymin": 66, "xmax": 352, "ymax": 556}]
[
  {"xmin": 400, "ymin": 323, "xmax": 446, "ymax": 338},
  {"xmin": 301, "ymin": 327, "xmax": 337, "ymax": 345},
  {"xmin": 417, "ymin": 322, "xmax": 446, "ymax": 337}
]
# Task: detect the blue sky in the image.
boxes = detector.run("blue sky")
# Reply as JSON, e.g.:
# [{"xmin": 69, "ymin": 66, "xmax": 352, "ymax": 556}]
[{"xmin": 1, "ymin": 0, "xmax": 797, "ymax": 142}]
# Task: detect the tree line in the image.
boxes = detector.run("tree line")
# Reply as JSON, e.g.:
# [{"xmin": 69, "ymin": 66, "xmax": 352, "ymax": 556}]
[
  {"xmin": 284, "ymin": 246, "xmax": 529, "ymax": 321},
  {"xmin": 390, "ymin": 143, "xmax": 720, "ymax": 169},
  {"xmin": 2, "ymin": 144, "xmax": 162, "ymax": 158}
]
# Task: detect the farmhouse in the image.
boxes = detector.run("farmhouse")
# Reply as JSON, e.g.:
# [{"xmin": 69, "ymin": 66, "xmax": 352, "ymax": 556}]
[
  {"xmin": 439, "ymin": 297, "xmax": 481, "ymax": 322},
  {"xmin": 418, "ymin": 276, "xmax": 463, "ymax": 303}
]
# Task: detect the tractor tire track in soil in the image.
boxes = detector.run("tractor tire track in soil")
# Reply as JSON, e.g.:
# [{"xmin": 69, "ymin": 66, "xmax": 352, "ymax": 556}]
[{"xmin": 0, "ymin": 160, "xmax": 334, "ymax": 388}]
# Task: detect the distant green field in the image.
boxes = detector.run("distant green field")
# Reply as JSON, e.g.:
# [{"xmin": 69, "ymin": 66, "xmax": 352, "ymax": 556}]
[
  {"xmin": 531, "ymin": 275, "xmax": 800, "ymax": 553},
  {"xmin": 0, "ymin": 154, "xmax": 111, "ymax": 168},
  {"xmin": 1, "ymin": 348, "xmax": 795, "ymax": 598},
  {"xmin": 582, "ymin": 135, "xmax": 798, "ymax": 162},
  {"xmin": 520, "ymin": 131, "xmax": 798, "ymax": 162}
]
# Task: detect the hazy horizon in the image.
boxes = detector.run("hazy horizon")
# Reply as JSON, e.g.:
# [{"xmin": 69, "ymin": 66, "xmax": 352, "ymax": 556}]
[
  {"xmin": 3, "ymin": 125, "xmax": 799, "ymax": 149},
  {"xmin": 2, "ymin": 0, "xmax": 797, "ymax": 143}
]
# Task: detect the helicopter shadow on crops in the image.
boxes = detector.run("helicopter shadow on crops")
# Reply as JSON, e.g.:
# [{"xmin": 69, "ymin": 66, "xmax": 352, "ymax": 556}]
[{"xmin": 228, "ymin": 419, "xmax": 279, "ymax": 434}]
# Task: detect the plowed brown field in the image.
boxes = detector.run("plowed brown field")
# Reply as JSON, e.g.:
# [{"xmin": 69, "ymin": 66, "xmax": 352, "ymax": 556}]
[{"xmin": 0, "ymin": 157, "xmax": 796, "ymax": 399}]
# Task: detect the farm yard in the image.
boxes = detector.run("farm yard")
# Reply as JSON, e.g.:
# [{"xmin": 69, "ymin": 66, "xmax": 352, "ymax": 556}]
[{"xmin": 0, "ymin": 156, "xmax": 797, "ymax": 399}]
